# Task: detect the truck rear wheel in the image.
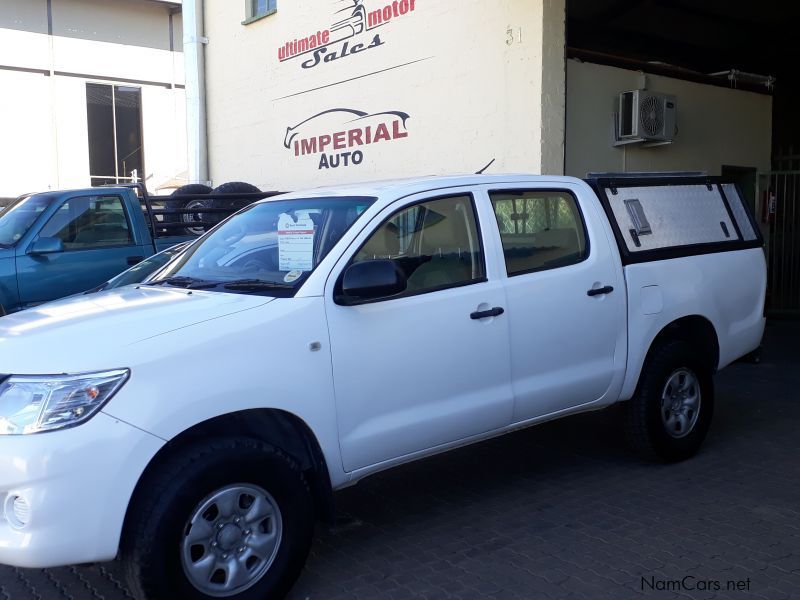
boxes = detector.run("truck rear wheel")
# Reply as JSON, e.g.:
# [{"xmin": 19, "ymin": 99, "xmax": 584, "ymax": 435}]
[
  {"xmin": 121, "ymin": 438, "xmax": 314, "ymax": 600},
  {"xmin": 624, "ymin": 340, "xmax": 714, "ymax": 462}
]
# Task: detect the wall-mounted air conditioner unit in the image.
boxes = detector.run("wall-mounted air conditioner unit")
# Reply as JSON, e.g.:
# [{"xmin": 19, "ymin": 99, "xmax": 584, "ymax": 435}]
[{"xmin": 613, "ymin": 90, "xmax": 677, "ymax": 147}]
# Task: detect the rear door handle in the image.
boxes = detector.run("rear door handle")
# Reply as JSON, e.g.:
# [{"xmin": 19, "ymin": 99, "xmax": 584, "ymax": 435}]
[
  {"xmin": 127, "ymin": 255, "xmax": 145, "ymax": 266},
  {"xmin": 587, "ymin": 285, "xmax": 614, "ymax": 297},
  {"xmin": 471, "ymin": 307, "xmax": 505, "ymax": 320}
]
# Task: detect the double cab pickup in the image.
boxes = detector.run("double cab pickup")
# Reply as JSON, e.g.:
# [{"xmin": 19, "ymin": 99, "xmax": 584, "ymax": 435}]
[{"xmin": 0, "ymin": 174, "xmax": 765, "ymax": 599}]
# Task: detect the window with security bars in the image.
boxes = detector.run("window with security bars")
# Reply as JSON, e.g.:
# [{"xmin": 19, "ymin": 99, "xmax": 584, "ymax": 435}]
[{"xmin": 490, "ymin": 191, "xmax": 588, "ymax": 276}]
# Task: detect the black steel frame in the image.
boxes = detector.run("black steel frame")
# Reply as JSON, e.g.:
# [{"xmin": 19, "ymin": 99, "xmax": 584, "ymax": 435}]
[{"xmin": 114, "ymin": 183, "xmax": 284, "ymax": 241}]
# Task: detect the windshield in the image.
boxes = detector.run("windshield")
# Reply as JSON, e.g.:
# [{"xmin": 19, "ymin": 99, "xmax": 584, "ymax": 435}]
[
  {"xmin": 97, "ymin": 242, "xmax": 191, "ymax": 292},
  {"xmin": 0, "ymin": 195, "xmax": 52, "ymax": 246},
  {"xmin": 151, "ymin": 196, "xmax": 374, "ymax": 294}
]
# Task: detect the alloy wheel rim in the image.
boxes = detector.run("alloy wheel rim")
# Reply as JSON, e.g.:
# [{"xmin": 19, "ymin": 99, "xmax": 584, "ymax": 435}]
[
  {"xmin": 660, "ymin": 368, "xmax": 702, "ymax": 439},
  {"xmin": 181, "ymin": 483, "xmax": 283, "ymax": 597}
]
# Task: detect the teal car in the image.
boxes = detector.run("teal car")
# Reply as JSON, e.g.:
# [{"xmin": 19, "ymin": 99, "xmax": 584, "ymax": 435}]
[{"xmin": 0, "ymin": 185, "xmax": 266, "ymax": 314}]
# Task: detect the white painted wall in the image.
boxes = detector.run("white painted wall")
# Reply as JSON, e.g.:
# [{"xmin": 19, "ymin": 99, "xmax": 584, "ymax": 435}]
[
  {"xmin": 0, "ymin": 70, "xmax": 55, "ymax": 196},
  {"xmin": 52, "ymin": 0, "xmax": 174, "ymax": 51},
  {"xmin": 0, "ymin": 0, "xmax": 187, "ymax": 198},
  {"xmin": 203, "ymin": 0, "xmax": 566, "ymax": 190},
  {"xmin": 142, "ymin": 85, "xmax": 188, "ymax": 190},
  {"xmin": 53, "ymin": 77, "xmax": 91, "ymax": 190},
  {"xmin": 565, "ymin": 59, "xmax": 773, "ymax": 177},
  {"xmin": 540, "ymin": 0, "xmax": 566, "ymax": 174}
]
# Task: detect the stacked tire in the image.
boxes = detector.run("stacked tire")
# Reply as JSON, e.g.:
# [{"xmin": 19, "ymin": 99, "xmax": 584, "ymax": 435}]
[
  {"xmin": 167, "ymin": 182, "xmax": 261, "ymax": 236},
  {"xmin": 167, "ymin": 184, "xmax": 213, "ymax": 237},
  {"xmin": 207, "ymin": 182, "xmax": 262, "ymax": 227}
]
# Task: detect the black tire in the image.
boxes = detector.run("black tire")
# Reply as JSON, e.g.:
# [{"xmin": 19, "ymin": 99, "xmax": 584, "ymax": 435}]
[
  {"xmin": 208, "ymin": 182, "xmax": 262, "ymax": 225},
  {"xmin": 167, "ymin": 184, "xmax": 213, "ymax": 236},
  {"xmin": 624, "ymin": 340, "xmax": 714, "ymax": 462},
  {"xmin": 172, "ymin": 184, "xmax": 214, "ymax": 196},
  {"xmin": 121, "ymin": 438, "xmax": 315, "ymax": 600}
]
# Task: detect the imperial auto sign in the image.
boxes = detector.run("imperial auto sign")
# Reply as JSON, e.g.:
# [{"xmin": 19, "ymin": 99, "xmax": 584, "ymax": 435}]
[
  {"xmin": 209, "ymin": 0, "xmax": 554, "ymax": 187},
  {"xmin": 279, "ymin": 1, "xmax": 417, "ymax": 172},
  {"xmin": 283, "ymin": 108, "xmax": 411, "ymax": 170}
]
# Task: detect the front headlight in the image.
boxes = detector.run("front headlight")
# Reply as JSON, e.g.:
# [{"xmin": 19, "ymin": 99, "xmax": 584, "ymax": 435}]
[{"xmin": 0, "ymin": 369, "xmax": 129, "ymax": 435}]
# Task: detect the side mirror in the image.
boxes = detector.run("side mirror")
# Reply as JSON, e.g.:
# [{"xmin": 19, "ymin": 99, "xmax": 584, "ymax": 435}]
[
  {"xmin": 28, "ymin": 237, "xmax": 64, "ymax": 255},
  {"xmin": 339, "ymin": 259, "xmax": 407, "ymax": 304}
]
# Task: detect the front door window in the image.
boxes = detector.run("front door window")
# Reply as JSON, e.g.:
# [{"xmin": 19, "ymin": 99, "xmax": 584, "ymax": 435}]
[
  {"xmin": 349, "ymin": 194, "xmax": 486, "ymax": 298},
  {"xmin": 38, "ymin": 196, "xmax": 133, "ymax": 249}
]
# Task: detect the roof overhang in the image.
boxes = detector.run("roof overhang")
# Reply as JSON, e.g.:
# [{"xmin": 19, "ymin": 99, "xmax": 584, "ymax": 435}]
[{"xmin": 143, "ymin": 0, "xmax": 182, "ymax": 8}]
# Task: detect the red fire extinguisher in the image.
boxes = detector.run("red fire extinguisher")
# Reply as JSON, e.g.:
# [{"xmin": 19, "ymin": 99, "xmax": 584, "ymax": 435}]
[{"xmin": 761, "ymin": 190, "xmax": 776, "ymax": 224}]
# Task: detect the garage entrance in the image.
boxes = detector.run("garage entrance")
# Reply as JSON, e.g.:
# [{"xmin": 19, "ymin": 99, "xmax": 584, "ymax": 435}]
[{"xmin": 567, "ymin": 0, "xmax": 800, "ymax": 315}]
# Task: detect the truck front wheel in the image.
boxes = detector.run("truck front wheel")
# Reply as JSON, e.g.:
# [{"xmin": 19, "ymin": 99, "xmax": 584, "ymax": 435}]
[
  {"xmin": 624, "ymin": 340, "xmax": 714, "ymax": 462},
  {"xmin": 121, "ymin": 438, "xmax": 314, "ymax": 600}
]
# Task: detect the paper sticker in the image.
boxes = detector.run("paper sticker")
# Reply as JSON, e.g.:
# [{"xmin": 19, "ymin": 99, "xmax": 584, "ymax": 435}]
[
  {"xmin": 284, "ymin": 270, "xmax": 303, "ymax": 283},
  {"xmin": 278, "ymin": 213, "xmax": 315, "ymax": 271}
]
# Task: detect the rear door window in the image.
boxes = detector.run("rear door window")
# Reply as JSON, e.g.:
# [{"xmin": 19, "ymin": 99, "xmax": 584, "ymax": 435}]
[{"xmin": 489, "ymin": 191, "xmax": 588, "ymax": 276}]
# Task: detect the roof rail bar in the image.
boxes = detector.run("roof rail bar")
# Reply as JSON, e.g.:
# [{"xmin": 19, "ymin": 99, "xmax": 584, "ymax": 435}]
[{"xmin": 586, "ymin": 171, "xmax": 707, "ymax": 178}]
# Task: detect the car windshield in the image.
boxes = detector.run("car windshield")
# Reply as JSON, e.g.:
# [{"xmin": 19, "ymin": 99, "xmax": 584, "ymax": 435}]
[
  {"xmin": 150, "ymin": 196, "xmax": 375, "ymax": 294},
  {"xmin": 99, "ymin": 242, "xmax": 191, "ymax": 291},
  {"xmin": 0, "ymin": 195, "xmax": 52, "ymax": 246}
]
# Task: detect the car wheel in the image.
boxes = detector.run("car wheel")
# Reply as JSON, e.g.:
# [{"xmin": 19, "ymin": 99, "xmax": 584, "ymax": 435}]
[
  {"xmin": 168, "ymin": 184, "xmax": 213, "ymax": 236},
  {"xmin": 208, "ymin": 182, "xmax": 262, "ymax": 226},
  {"xmin": 624, "ymin": 340, "xmax": 714, "ymax": 462},
  {"xmin": 121, "ymin": 438, "xmax": 315, "ymax": 600}
]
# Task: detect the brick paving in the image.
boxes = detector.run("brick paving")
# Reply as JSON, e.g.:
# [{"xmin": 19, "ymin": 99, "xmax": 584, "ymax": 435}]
[{"xmin": 2, "ymin": 322, "xmax": 799, "ymax": 599}]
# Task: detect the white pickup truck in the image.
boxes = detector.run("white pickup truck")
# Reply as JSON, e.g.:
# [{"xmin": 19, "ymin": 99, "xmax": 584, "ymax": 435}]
[{"xmin": 0, "ymin": 174, "xmax": 765, "ymax": 599}]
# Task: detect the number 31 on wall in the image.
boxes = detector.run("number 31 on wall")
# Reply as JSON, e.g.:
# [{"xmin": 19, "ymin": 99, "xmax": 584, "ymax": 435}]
[{"xmin": 506, "ymin": 27, "xmax": 522, "ymax": 45}]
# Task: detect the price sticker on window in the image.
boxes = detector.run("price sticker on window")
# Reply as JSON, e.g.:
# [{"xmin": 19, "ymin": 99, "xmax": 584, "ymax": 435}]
[{"xmin": 278, "ymin": 213, "xmax": 315, "ymax": 271}]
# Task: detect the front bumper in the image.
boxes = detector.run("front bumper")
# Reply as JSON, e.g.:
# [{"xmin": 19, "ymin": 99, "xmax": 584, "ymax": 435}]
[{"xmin": 0, "ymin": 412, "xmax": 163, "ymax": 568}]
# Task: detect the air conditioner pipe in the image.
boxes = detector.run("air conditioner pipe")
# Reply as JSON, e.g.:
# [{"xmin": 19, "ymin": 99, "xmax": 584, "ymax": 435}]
[
  {"xmin": 708, "ymin": 69, "xmax": 776, "ymax": 89},
  {"xmin": 184, "ymin": 0, "xmax": 210, "ymax": 185}
]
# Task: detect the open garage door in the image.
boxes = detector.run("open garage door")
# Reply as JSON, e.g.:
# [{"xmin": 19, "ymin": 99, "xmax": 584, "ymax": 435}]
[{"xmin": 568, "ymin": 0, "xmax": 800, "ymax": 317}]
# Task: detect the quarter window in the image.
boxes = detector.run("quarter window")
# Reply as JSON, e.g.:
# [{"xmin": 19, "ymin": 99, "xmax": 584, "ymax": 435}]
[
  {"xmin": 38, "ymin": 196, "xmax": 133, "ymax": 249},
  {"xmin": 490, "ymin": 191, "xmax": 587, "ymax": 275},
  {"xmin": 351, "ymin": 195, "xmax": 485, "ymax": 299}
]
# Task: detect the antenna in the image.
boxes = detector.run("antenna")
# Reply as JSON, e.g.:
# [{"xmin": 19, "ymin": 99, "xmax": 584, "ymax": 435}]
[{"xmin": 476, "ymin": 158, "xmax": 495, "ymax": 175}]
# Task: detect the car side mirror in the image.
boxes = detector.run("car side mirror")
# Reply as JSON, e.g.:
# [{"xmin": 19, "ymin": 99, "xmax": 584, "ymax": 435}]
[
  {"xmin": 28, "ymin": 237, "xmax": 64, "ymax": 255},
  {"xmin": 338, "ymin": 259, "xmax": 407, "ymax": 304}
]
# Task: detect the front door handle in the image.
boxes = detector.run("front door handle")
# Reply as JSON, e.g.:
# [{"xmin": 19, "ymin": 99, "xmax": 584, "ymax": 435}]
[
  {"xmin": 127, "ymin": 255, "xmax": 145, "ymax": 266},
  {"xmin": 470, "ymin": 307, "xmax": 505, "ymax": 320},
  {"xmin": 587, "ymin": 285, "xmax": 614, "ymax": 297}
]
